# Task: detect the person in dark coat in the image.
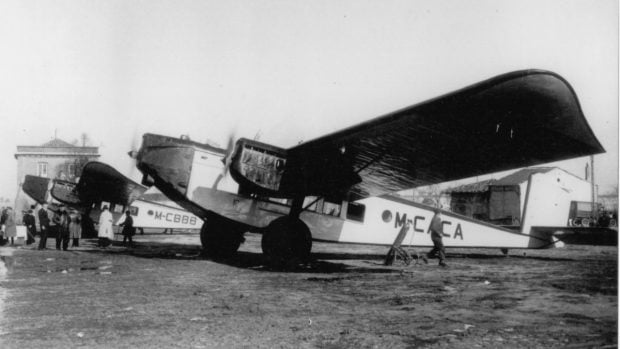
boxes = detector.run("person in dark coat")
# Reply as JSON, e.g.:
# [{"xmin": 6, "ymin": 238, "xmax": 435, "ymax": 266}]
[
  {"xmin": 38, "ymin": 204, "xmax": 51, "ymax": 250},
  {"xmin": 69, "ymin": 210, "xmax": 82, "ymax": 247},
  {"xmin": 23, "ymin": 209, "xmax": 37, "ymax": 245},
  {"xmin": 0, "ymin": 207, "xmax": 7, "ymax": 245},
  {"xmin": 119, "ymin": 211, "xmax": 136, "ymax": 247},
  {"xmin": 427, "ymin": 208, "xmax": 448, "ymax": 267},
  {"xmin": 57, "ymin": 209, "xmax": 70, "ymax": 251}
]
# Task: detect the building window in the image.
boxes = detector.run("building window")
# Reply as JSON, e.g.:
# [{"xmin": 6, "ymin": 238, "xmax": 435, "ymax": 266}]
[
  {"xmin": 37, "ymin": 162, "xmax": 48, "ymax": 177},
  {"xmin": 68, "ymin": 164, "xmax": 75, "ymax": 177}
]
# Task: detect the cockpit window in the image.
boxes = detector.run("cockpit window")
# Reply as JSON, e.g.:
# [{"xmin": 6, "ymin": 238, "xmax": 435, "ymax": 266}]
[{"xmin": 322, "ymin": 200, "xmax": 341, "ymax": 217}]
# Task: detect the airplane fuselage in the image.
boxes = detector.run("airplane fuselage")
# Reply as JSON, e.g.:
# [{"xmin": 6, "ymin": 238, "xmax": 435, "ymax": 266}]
[{"xmin": 187, "ymin": 186, "xmax": 551, "ymax": 249}]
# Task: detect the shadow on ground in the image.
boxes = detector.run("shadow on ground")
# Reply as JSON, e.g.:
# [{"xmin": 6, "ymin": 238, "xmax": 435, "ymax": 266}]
[
  {"xmin": 76, "ymin": 240, "xmax": 400, "ymax": 274},
  {"xmin": 72, "ymin": 238, "xmax": 587, "ymax": 275}
]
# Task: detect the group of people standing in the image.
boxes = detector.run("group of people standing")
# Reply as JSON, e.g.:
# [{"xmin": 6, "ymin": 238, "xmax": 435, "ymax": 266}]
[
  {"xmin": 35, "ymin": 203, "xmax": 82, "ymax": 250},
  {"xmin": 0, "ymin": 207, "xmax": 18, "ymax": 245},
  {"xmin": 1, "ymin": 206, "xmax": 40, "ymax": 246},
  {"xmin": 31, "ymin": 204, "xmax": 135, "ymax": 249},
  {"xmin": 95, "ymin": 206, "xmax": 135, "ymax": 247}
]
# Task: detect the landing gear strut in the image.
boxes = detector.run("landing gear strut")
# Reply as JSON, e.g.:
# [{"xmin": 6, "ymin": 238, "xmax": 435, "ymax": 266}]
[
  {"xmin": 261, "ymin": 216, "xmax": 312, "ymax": 269},
  {"xmin": 200, "ymin": 218, "xmax": 244, "ymax": 259}
]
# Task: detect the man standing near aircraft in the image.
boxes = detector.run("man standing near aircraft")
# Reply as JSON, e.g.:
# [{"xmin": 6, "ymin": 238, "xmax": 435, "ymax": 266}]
[
  {"xmin": 37, "ymin": 204, "xmax": 50, "ymax": 250},
  {"xmin": 119, "ymin": 210, "xmax": 135, "ymax": 247},
  {"xmin": 23, "ymin": 209, "xmax": 36, "ymax": 245},
  {"xmin": 97, "ymin": 206, "xmax": 114, "ymax": 247},
  {"xmin": 428, "ymin": 208, "xmax": 448, "ymax": 267}
]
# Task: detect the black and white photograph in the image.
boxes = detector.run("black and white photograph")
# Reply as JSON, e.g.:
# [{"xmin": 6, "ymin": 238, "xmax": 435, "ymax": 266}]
[{"xmin": 0, "ymin": 1, "xmax": 617, "ymax": 348}]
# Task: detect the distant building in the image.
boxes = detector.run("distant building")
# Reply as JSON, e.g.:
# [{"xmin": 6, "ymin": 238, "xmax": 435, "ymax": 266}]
[
  {"xmin": 397, "ymin": 186, "xmax": 451, "ymax": 209},
  {"xmin": 13, "ymin": 138, "xmax": 100, "ymax": 213},
  {"xmin": 445, "ymin": 179, "xmax": 497, "ymax": 220},
  {"xmin": 598, "ymin": 193, "xmax": 618, "ymax": 214},
  {"xmin": 444, "ymin": 167, "xmax": 592, "ymax": 226}
]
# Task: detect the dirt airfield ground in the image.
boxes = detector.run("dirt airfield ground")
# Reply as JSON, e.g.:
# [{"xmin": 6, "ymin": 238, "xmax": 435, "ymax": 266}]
[{"xmin": 0, "ymin": 231, "xmax": 616, "ymax": 349}]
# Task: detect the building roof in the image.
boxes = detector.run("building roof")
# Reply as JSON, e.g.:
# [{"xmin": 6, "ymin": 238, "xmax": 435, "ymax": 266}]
[
  {"xmin": 493, "ymin": 167, "xmax": 556, "ymax": 186},
  {"xmin": 445, "ymin": 179, "xmax": 498, "ymax": 193},
  {"xmin": 41, "ymin": 138, "xmax": 76, "ymax": 147},
  {"xmin": 15, "ymin": 138, "xmax": 99, "ymax": 158}
]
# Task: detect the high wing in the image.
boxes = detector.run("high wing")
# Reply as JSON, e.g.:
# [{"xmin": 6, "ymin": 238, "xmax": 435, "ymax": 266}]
[
  {"xmin": 22, "ymin": 175, "xmax": 51, "ymax": 204},
  {"xmin": 284, "ymin": 70, "xmax": 604, "ymax": 201},
  {"xmin": 21, "ymin": 162, "xmax": 147, "ymax": 207},
  {"xmin": 72, "ymin": 162, "xmax": 147, "ymax": 206}
]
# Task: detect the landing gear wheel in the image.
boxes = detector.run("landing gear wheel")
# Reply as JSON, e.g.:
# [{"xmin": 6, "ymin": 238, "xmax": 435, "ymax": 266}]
[
  {"xmin": 200, "ymin": 220, "xmax": 244, "ymax": 259},
  {"xmin": 261, "ymin": 217, "xmax": 312, "ymax": 270}
]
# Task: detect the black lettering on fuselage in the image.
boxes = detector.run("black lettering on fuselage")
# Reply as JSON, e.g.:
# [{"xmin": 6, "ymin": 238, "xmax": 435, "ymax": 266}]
[
  {"xmin": 454, "ymin": 223, "xmax": 464, "ymax": 240},
  {"xmin": 152, "ymin": 211, "xmax": 197, "ymax": 226},
  {"xmin": 394, "ymin": 212, "xmax": 408, "ymax": 229},
  {"xmin": 413, "ymin": 216, "xmax": 425, "ymax": 232},
  {"xmin": 392, "ymin": 212, "xmax": 426, "ymax": 233},
  {"xmin": 390, "ymin": 211, "xmax": 464, "ymax": 240}
]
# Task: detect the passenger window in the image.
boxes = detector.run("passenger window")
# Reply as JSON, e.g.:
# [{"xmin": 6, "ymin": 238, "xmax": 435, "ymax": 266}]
[
  {"xmin": 346, "ymin": 202, "xmax": 366, "ymax": 222},
  {"xmin": 129, "ymin": 206, "xmax": 139, "ymax": 216}
]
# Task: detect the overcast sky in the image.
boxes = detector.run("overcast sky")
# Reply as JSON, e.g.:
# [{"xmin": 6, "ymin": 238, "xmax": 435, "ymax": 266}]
[{"xmin": 0, "ymin": 0, "xmax": 617, "ymax": 201}]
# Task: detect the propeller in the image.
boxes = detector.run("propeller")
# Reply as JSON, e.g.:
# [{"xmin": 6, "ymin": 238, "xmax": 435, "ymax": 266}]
[
  {"xmin": 126, "ymin": 126, "xmax": 141, "ymax": 179},
  {"xmin": 213, "ymin": 130, "xmax": 236, "ymax": 189}
]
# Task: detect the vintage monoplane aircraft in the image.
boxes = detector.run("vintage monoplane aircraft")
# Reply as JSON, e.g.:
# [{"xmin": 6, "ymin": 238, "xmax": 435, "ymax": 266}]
[
  {"xmin": 21, "ymin": 162, "xmax": 201, "ymax": 235},
  {"xmin": 131, "ymin": 70, "xmax": 604, "ymax": 266}
]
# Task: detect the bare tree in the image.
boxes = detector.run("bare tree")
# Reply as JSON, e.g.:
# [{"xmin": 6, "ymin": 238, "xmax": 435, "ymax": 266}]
[
  {"xmin": 81, "ymin": 133, "xmax": 91, "ymax": 147},
  {"xmin": 71, "ymin": 156, "xmax": 91, "ymax": 181}
]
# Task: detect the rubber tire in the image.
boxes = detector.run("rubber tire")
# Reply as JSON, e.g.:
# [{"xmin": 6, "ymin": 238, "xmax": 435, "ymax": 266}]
[
  {"xmin": 200, "ymin": 220, "xmax": 243, "ymax": 259},
  {"xmin": 261, "ymin": 217, "xmax": 312, "ymax": 270}
]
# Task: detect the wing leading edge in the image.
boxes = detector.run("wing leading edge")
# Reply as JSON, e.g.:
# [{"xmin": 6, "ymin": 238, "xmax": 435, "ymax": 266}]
[{"xmin": 284, "ymin": 70, "xmax": 605, "ymax": 201}]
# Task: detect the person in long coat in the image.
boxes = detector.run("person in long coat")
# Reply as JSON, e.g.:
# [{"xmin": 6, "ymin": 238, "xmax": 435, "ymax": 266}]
[
  {"xmin": 4, "ymin": 208, "xmax": 17, "ymax": 246},
  {"xmin": 57, "ymin": 209, "xmax": 70, "ymax": 251},
  {"xmin": 23, "ymin": 209, "xmax": 37, "ymax": 245},
  {"xmin": 119, "ymin": 210, "xmax": 135, "ymax": 247},
  {"xmin": 38, "ymin": 204, "xmax": 51, "ymax": 250},
  {"xmin": 69, "ymin": 210, "xmax": 82, "ymax": 247},
  {"xmin": 0, "ymin": 207, "xmax": 7, "ymax": 245},
  {"xmin": 97, "ymin": 206, "xmax": 114, "ymax": 247}
]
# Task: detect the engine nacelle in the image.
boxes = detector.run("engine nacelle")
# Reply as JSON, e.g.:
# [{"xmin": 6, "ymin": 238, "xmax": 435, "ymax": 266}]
[{"xmin": 229, "ymin": 138, "xmax": 288, "ymax": 197}]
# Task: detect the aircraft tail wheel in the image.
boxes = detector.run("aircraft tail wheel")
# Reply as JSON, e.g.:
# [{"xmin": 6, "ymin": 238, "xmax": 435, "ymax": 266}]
[
  {"xmin": 501, "ymin": 248, "xmax": 509, "ymax": 256},
  {"xmin": 200, "ymin": 220, "xmax": 244, "ymax": 259},
  {"xmin": 261, "ymin": 217, "xmax": 312, "ymax": 270}
]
